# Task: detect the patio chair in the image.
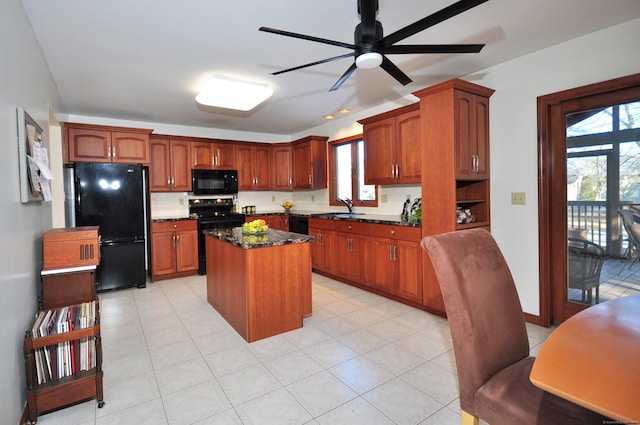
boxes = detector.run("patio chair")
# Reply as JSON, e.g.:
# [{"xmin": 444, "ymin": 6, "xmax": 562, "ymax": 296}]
[
  {"xmin": 567, "ymin": 238, "xmax": 605, "ymax": 304},
  {"xmin": 421, "ymin": 228, "xmax": 608, "ymax": 425},
  {"xmin": 619, "ymin": 208, "xmax": 640, "ymax": 272}
]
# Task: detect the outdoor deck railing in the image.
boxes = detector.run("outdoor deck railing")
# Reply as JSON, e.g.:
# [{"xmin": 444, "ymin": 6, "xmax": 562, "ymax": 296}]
[{"xmin": 567, "ymin": 201, "xmax": 607, "ymax": 248}]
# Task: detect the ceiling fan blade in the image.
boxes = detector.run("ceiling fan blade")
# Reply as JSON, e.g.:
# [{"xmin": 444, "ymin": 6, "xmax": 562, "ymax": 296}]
[
  {"xmin": 380, "ymin": 56, "xmax": 412, "ymax": 86},
  {"xmin": 359, "ymin": 0, "xmax": 378, "ymax": 41},
  {"xmin": 271, "ymin": 53, "xmax": 354, "ymax": 75},
  {"xmin": 259, "ymin": 27, "xmax": 355, "ymax": 50},
  {"xmin": 384, "ymin": 43, "xmax": 485, "ymax": 54},
  {"xmin": 381, "ymin": 0, "xmax": 489, "ymax": 47},
  {"xmin": 329, "ymin": 63, "xmax": 357, "ymax": 91}
]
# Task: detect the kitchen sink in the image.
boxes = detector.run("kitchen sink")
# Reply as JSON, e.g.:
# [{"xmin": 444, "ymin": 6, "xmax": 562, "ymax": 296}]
[
  {"xmin": 333, "ymin": 213, "xmax": 365, "ymax": 218},
  {"xmin": 310, "ymin": 212, "xmax": 365, "ymax": 219}
]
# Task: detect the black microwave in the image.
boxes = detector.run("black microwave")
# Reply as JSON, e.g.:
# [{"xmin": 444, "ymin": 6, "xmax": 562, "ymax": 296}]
[{"xmin": 191, "ymin": 169, "xmax": 239, "ymax": 195}]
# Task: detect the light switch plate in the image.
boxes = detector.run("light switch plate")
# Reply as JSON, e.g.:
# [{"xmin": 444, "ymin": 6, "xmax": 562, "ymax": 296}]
[
  {"xmin": 511, "ymin": 192, "xmax": 526, "ymax": 205},
  {"xmin": 381, "ymin": 194, "xmax": 388, "ymax": 203}
]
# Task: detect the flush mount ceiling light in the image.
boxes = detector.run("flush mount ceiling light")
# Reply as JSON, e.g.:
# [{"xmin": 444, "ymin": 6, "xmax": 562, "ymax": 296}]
[
  {"xmin": 196, "ymin": 76, "xmax": 273, "ymax": 111},
  {"xmin": 355, "ymin": 52, "xmax": 383, "ymax": 69}
]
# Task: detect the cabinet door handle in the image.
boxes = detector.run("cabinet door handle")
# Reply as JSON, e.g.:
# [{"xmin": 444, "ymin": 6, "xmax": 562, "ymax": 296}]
[
  {"xmin": 389, "ymin": 245, "xmax": 393, "ymax": 261},
  {"xmin": 395, "ymin": 164, "xmax": 399, "ymax": 179},
  {"xmin": 393, "ymin": 245, "xmax": 397, "ymax": 261},
  {"xmin": 308, "ymin": 175, "xmax": 312, "ymax": 185},
  {"xmin": 472, "ymin": 154, "xmax": 479, "ymax": 173},
  {"xmin": 173, "ymin": 235, "xmax": 176, "ymax": 248}
]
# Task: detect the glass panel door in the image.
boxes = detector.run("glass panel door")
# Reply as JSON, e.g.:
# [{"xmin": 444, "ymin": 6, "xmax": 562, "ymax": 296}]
[{"xmin": 565, "ymin": 102, "xmax": 640, "ymax": 307}]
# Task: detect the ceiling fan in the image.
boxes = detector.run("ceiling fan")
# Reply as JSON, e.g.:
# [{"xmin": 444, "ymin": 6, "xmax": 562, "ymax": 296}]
[{"xmin": 259, "ymin": 0, "xmax": 489, "ymax": 91}]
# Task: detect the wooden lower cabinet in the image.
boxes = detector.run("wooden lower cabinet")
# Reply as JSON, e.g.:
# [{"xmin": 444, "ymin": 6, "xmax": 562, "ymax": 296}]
[
  {"xmin": 309, "ymin": 218, "xmax": 423, "ymax": 305},
  {"xmin": 309, "ymin": 225, "xmax": 336, "ymax": 274},
  {"xmin": 151, "ymin": 220, "xmax": 198, "ymax": 281},
  {"xmin": 335, "ymin": 232, "xmax": 371, "ymax": 285},
  {"xmin": 246, "ymin": 214, "xmax": 289, "ymax": 231}
]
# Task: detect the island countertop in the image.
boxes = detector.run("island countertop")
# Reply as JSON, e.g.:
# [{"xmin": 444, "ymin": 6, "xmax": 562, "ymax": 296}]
[{"xmin": 205, "ymin": 227, "xmax": 313, "ymax": 249}]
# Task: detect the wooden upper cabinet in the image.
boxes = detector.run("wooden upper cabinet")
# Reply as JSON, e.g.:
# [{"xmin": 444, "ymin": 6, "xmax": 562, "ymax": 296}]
[
  {"xmin": 360, "ymin": 104, "xmax": 421, "ymax": 185},
  {"xmin": 292, "ymin": 136, "xmax": 328, "ymax": 189},
  {"xmin": 213, "ymin": 143, "xmax": 236, "ymax": 169},
  {"xmin": 150, "ymin": 138, "xmax": 171, "ymax": 191},
  {"xmin": 112, "ymin": 132, "xmax": 150, "ymax": 164},
  {"xmin": 272, "ymin": 144, "xmax": 293, "ymax": 191},
  {"xmin": 192, "ymin": 141, "xmax": 236, "ymax": 170},
  {"xmin": 362, "ymin": 117, "xmax": 396, "ymax": 184},
  {"xmin": 65, "ymin": 123, "xmax": 151, "ymax": 164},
  {"xmin": 236, "ymin": 144, "xmax": 270, "ymax": 190},
  {"xmin": 149, "ymin": 137, "xmax": 191, "ymax": 192},
  {"xmin": 454, "ymin": 90, "xmax": 490, "ymax": 179},
  {"xmin": 191, "ymin": 141, "xmax": 214, "ymax": 169}
]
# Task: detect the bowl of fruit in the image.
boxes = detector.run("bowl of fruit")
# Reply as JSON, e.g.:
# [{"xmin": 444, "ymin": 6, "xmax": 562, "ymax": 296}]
[
  {"xmin": 281, "ymin": 201, "xmax": 293, "ymax": 214},
  {"xmin": 242, "ymin": 219, "xmax": 268, "ymax": 234}
]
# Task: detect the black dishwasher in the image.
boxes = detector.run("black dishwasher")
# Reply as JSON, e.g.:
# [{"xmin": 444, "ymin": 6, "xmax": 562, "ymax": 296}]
[{"xmin": 288, "ymin": 215, "xmax": 309, "ymax": 235}]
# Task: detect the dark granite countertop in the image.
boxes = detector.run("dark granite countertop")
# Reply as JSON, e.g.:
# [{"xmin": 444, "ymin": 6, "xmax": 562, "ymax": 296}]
[
  {"xmin": 152, "ymin": 216, "xmax": 198, "ymax": 222},
  {"xmin": 309, "ymin": 213, "xmax": 421, "ymax": 227},
  {"xmin": 246, "ymin": 210, "xmax": 420, "ymax": 227},
  {"xmin": 206, "ymin": 227, "xmax": 313, "ymax": 249}
]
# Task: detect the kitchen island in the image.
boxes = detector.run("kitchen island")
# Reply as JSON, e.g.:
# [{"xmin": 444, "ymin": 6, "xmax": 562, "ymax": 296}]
[{"xmin": 205, "ymin": 228, "xmax": 313, "ymax": 342}]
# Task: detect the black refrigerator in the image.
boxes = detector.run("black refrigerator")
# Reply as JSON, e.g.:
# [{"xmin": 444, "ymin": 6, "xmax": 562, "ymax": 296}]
[{"xmin": 72, "ymin": 163, "xmax": 148, "ymax": 291}]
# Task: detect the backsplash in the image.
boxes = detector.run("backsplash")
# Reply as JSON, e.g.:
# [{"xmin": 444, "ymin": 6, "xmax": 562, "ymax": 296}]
[{"xmin": 150, "ymin": 185, "xmax": 421, "ymax": 219}]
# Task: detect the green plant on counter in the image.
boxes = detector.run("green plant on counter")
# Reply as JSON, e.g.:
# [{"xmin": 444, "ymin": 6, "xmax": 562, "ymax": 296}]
[{"xmin": 409, "ymin": 207, "xmax": 421, "ymax": 223}]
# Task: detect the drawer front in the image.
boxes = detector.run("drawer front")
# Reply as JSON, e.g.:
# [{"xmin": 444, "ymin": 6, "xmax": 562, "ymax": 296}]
[
  {"xmin": 368, "ymin": 223, "xmax": 421, "ymax": 241},
  {"xmin": 152, "ymin": 219, "xmax": 197, "ymax": 233},
  {"xmin": 332, "ymin": 220, "xmax": 370, "ymax": 234},
  {"xmin": 43, "ymin": 240, "xmax": 100, "ymax": 270},
  {"xmin": 308, "ymin": 218, "xmax": 335, "ymax": 231}
]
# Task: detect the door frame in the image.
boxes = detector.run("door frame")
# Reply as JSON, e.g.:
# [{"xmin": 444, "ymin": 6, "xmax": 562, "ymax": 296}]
[{"xmin": 537, "ymin": 73, "xmax": 640, "ymax": 325}]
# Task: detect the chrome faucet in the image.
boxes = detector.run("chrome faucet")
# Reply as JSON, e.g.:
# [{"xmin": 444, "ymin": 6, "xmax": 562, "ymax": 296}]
[{"xmin": 338, "ymin": 198, "xmax": 353, "ymax": 213}]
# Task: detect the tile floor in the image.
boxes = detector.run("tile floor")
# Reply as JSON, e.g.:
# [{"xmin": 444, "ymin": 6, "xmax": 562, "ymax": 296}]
[{"xmin": 32, "ymin": 273, "xmax": 553, "ymax": 425}]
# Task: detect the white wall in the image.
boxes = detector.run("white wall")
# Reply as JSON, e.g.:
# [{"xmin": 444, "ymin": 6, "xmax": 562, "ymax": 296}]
[{"xmin": 0, "ymin": 0, "xmax": 64, "ymax": 422}]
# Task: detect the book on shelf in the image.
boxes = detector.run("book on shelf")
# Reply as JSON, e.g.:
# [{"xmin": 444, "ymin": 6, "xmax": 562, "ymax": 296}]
[{"xmin": 28, "ymin": 300, "xmax": 98, "ymax": 383}]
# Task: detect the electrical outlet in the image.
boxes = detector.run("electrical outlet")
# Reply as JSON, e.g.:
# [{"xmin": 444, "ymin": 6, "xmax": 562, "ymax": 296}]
[
  {"xmin": 178, "ymin": 198, "xmax": 184, "ymax": 206},
  {"xmin": 272, "ymin": 195, "xmax": 275, "ymax": 202},
  {"xmin": 511, "ymin": 192, "xmax": 526, "ymax": 205},
  {"xmin": 406, "ymin": 194, "xmax": 411, "ymax": 200},
  {"xmin": 381, "ymin": 194, "xmax": 388, "ymax": 203},
  {"xmin": 311, "ymin": 195, "xmax": 315, "ymax": 202}
]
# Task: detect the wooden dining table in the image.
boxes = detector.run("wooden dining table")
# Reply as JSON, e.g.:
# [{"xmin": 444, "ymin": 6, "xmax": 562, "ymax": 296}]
[{"xmin": 530, "ymin": 295, "xmax": 640, "ymax": 423}]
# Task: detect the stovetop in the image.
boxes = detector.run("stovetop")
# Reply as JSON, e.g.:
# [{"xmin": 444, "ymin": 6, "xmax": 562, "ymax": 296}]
[{"xmin": 189, "ymin": 198, "xmax": 244, "ymax": 220}]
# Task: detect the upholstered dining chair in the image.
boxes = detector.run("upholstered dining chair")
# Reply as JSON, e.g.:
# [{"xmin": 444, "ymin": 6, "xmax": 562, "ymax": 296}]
[{"xmin": 421, "ymin": 228, "xmax": 607, "ymax": 425}]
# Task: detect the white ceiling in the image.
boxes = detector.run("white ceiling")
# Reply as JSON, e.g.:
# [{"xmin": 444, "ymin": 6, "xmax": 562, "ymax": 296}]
[{"xmin": 21, "ymin": 0, "xmax": 640, "ymax": 136}]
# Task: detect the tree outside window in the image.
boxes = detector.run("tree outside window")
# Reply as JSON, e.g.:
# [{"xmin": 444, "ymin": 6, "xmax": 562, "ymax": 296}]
[{"xmin": 329, "ymin": 135, "xmax": 377, "ymax": 207}]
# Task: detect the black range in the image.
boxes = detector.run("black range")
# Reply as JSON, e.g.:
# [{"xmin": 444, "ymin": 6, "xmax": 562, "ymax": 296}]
[{"xmin": 189, "ymin": 198, "xmax": 245, "ymax": 274}]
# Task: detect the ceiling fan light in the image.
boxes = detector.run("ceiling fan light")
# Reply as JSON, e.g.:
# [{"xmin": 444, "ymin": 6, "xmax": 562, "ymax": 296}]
[
  {"xmin": 356, "ymin": 52, "xmax": 382, "ymax": 69},
  {"xmin": 196, "ymin": 76, "xmax": 273, "ymax": 111}
]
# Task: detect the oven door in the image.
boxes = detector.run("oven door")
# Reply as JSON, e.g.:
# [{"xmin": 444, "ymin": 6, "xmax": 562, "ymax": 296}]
[{"xmin": 196, "ymin": 215, "xmax": 245, "ymax": 275}]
